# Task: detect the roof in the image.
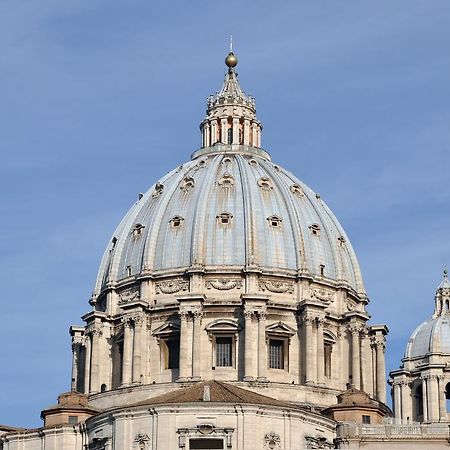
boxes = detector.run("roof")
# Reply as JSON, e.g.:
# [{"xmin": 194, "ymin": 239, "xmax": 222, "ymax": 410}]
[
  {"xmin": 128, "ymin": 381, "xmax": 294, "ymax": 409},
  {"xmin": 94, "ymin": 149, "xmax": 364, "ymax": 296}
]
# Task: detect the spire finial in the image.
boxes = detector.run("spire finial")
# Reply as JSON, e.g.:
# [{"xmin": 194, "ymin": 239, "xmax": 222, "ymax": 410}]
[{"xmin": 225, "ymin": 38, "xmax": 238, "ymax": 68}]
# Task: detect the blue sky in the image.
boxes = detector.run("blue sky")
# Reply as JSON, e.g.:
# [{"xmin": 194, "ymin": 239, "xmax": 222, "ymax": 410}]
[{"xmin": 1, "ymin": 1, "xmax": 449, "ymax": 427}]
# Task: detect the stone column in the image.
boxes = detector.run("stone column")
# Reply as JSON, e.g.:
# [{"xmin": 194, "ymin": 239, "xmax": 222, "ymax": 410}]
[
  {"xmin": 350, "ymin": 326, "xmax": 361, "ymax": 389},
  {"xmin": 232, "ymin": 118, "xmax": 239, "ymax": 144},
  {"xmin": 220, "ymin": 119, "xmax": 227, "ymax": 144},
  {"xmin": 122, "ymin": 319, "xmax": 133, "ymax": 385},
  {"xmin": 244, "ymin": 309, "xmax": 255, "ymax": 380},
  {"xmin": 256, "ymin": 128, "xmax": 261, "ymax": 147},
  {"xmin": 178, "ymin": 310, "xmax": 190, "ymax": 381},
  {"xmin": 83, "ymin": 335, "xmax": 91, "ymax": 394},
  {"xmin": 71, "ymin": 342, "xmax": 81, "ymax": 391},
  {"xmin": 243, "ymin": 119, "xmax": 250, "ymax": 145},
  {"xmin": 132, "ymin": 315, "xmax": 143, "ymax": 384},
  {"xmin": 304, "ymin": 314, "xmax": 315, "ymax": 384},
  {"xmin": 401, "ymin": 381, "xmax": 413, "ymax": 423},
  {"xmin": 257, "ymin": 311, "xmax": 267, "ymax": 381},
  {"xmin": 393, "ymin": 382, "xmax": 402, "ymax": 423},
  {"xmin": 428, "ymin": 375, "xmax": 440, "ymax": 422},
  {"xmin": 211, "ymin": 120, "xmax": 217, "ymax": 145},
  {"xmin": 316, "ymin": 318, "xmax": 325, "ymax": 385},
  {"xmin": 438, "ymin": 376, "xmax": 447, "ymax": 421},
  {"xmin": 422, "ymin": 377, "xmax": 428, "ymax": 422},
  {"xmin": 361, "ymin": 328, "xmax": 373, "ymax": 395},
  {"xmin": 90, "ymin": 326, "xmax": 102, "ymax": 393},
  {"xmin": 375, "ymin": 341, "xmax": 386, "ymax": 403},
  {"xmin": 192, "ymin": 309, "xmax": 203, "ymax": 380},
  {"xmin": 252, "ymin": 124, "xmax": 257, "ymax": 147}
]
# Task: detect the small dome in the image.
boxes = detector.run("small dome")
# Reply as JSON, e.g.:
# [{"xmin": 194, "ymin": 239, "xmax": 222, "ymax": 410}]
[
  {"xmin": 405, "ymin": 269, "xmax": 450, "ymax": 358},
  {"xmin": 405, "ymin": 316, "xmax": 450, "ymax": 358}
]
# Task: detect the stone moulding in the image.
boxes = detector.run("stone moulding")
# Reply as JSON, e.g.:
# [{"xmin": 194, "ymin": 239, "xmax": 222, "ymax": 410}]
[
  {"xmin": 259, "ymin": 278, "xmax": 294, "ymax": 294},
  {"xmin": 310, "ymin": 286, "xmax": 334, "ymax": 304},
  {"xmin": 155, "ymin": 279, "xmax": 189, "ymax": 294},
  {"xmin": 119, "ymin": 288, "xmax": 140, "ymax": 304},
  {"xmin": 205, "ymin": 278, "xmax": 243, "ymax": 290}
]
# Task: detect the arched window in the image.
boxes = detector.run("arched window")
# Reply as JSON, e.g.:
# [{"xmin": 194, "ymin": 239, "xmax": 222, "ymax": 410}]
[
  {"xmin": 415, "ymin": 383, "xmax": 423, "ymax": 421},
  {"xmin": 324, "ymin": 331, "xmax": 336, "ymax": 379},
  {"xmin": 446, "ymin": 382, "xmax": 450, "ymax": 413},
  {"xmin": 227, "ymin": 127, "xmax": 233, "ymax": 144}
]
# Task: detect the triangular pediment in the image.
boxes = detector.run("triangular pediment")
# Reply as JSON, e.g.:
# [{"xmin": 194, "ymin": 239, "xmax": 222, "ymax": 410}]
[
  {"xmin": 152, "ymin": 322, "xmax": 180, "ymax": 337},
  {"xmin": 265, "ymin": 321, "xmax": 296, "ymax": 336}
]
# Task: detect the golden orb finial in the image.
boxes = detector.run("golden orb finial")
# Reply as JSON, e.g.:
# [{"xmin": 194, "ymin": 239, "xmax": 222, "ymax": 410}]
[{"xmin": 225, "ymin": 52, "xmax": 238, "ymax": 68}]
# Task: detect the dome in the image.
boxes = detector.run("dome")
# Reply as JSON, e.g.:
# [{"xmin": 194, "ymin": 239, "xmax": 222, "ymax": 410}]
[
  {"xmin": 405, "ymin": 316, "xmax": 450, "ymax": 358},
  {"xmin": 404, "ymin": 269, "xmax": 450, "ymax": 358},
  {"xmin": 94, "ymin": 144, "xmax": 364, "ymax": 296}
]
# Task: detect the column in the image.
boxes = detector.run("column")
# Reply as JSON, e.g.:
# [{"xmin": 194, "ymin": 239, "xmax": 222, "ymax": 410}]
[
  {"xmin": 256, "ymin": 128, "xmax": 261, "ymax": 147},
  {"xmin": 71, "ymin": 343, "xmax": 81, "ymax": 391},
  {"xmin": 244, "ymin": 309, "xmax": 255, "ymax": 380},
  {"xmin": 211, "ymin": 120, "xmax": 217, "ymax": 145},
  {"xmin": 316, "ymin": 318, "xmax": 325, "ymax": 385},
  {"xmin": 220, "ymin": 119, "xmax": 227, "ymax": 144},
  {"xmin": 438, "ymin": 376, "xmax": 446, "ymax": 421},
  {"xmin": 361, "ymin": 329, "xmax": 373, "ymax": 395},
  {"xmin": 232, "ymin": 118, "xmax": 239, "ymax": 144},
  {"xmin": 205, "ymin": 124, "xmax": 210, "ymax": 147},
  {"xmin": 422, "ymin": 377, "xmax": 428, "ymax": 421},
  {"xmin": 243, "ymin": 119, "xmax": 250, "ymax": 145},
  {"xmin": 401, "ymin": 381, "xmax": 413, "ymax": 423},
  {"xmin": 192, "ymin": 310, "xmax": 202, "ymax": 380},
  {"xmin": 83, "ymin": 335, "xmax": 91, "ymax": 394},
  {"xmin": 350, "ymin": 326, "xmax": 361, "ymax": 389},
  {"xmin": 122, "ymin": 319, "xmax": 133, "ymax": 385},
  {"xmin": 252, "ymin": 124, "xmax": 257, "ymax": 147},
  {"xmin": 178, "ymin": 311, "xmax": 190, "ymax": 381},
  {"xmin": 428, "ymin": 375, "xmax": 440, "ymax": 422},
  {"xmin": 257, "ymin": 311, "xmax": 267, "ymax": 381},
  {"xmin": 90, "ymin": 327, "xmax": 102, "ymax": 392},
  {"xmin": 393, "ymin": 382, "xmax": 402, "ymax": 423},
  {"xmin": 304, "ymin": 315, "xmax": 315, "ymax": 384},
  {"xmin": 375, "ymin": 341, "xmax": 386, "ymax": 403},
  {"xmin": 132, "ymin": 315, "xmax": 143, "ymax": 383}
]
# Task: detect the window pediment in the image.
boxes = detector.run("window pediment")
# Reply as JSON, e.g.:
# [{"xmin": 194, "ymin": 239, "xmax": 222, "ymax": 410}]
[
  {"xmin": 152, "ymin": 322, "xmax": 180, "ymax": 339},
  {"xmin": 205, "ymin": 319, "xmax": 240, "ymax": 335},
  {"xmin": 265, "ymin": 321, "xmax": 296, "ymax": 338}
]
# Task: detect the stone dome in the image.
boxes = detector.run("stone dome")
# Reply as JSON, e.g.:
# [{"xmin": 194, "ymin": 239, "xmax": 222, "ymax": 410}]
[
  {"xmin": 94, "ymin": 144, "xmax": 364, "ymax": 296},
  {"xmin": 405, "ymin": 270, "xmax": 450, "ymax": 359}
]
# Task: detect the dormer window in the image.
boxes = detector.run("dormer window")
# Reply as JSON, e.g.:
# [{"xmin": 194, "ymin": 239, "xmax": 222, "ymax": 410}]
[
  {"xmin": 180, "ymin": 176, "xmax": 195, "ymax": 192},
  {"xmin": 320, "ymin": 264, "xmax": 325, "ymax": 276},
  {"xmin": 267, "ymin": 215, "xmax": 282, "ymax": 228},
  {"xmin": 290, "ymin": 184, "xmax": 304, "ymax": 198},
  {"xmin": 169, "ymin": 216, "xmax": 184, "ymax": 228},
  {"xmin": 218, "ymin": 173, "xmax": 235, "ymax": 188},
  {"xmin": 258, "ymin": 177, "xmax": 273, "ymax": 191},
  {"xmin": 132, "ymin": 223, "xmax": 145, "ymax": 237},
  {"xmin": 152, "ymin": 182, "xmax": 164, "ymax": 198},
  {"xmin": 309, "ymin": 224, "xmax": 321, "ymax": 236},
  {"xmin": 217, "ymin": 212, "xmax": 233, "ymax": 226},
  {"xmin": 338, "ymin": 236, "xmax": 346, "ymax": 246},
  {"xmin": 126, "ymin": 265, "xmax": 132, "ymax": 277}
]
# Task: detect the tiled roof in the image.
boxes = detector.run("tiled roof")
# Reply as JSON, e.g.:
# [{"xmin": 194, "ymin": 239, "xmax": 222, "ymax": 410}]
[{"xmin": 129, "ymin": 381, "xmax": 293, "ymax": 409}]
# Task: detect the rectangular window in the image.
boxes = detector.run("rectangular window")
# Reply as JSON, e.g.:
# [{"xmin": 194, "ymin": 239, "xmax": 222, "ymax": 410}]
[
  {"xmin": 269, "ymin": 339, "xmax": 284, "ymax": 369},
  {"xmin": 167, "ymin": 338, "xmax": 180, "ymax": 369},
  {"xmin": 216, "ymin": 337, "xmax": 232, "ymax": 367},
  {"xmin": 190, "ymin": 438, "xmax": 224, "ymax": 449},
  {"xmin": 68, "ymin": 415, "xmax": 78, "ymax": 424},
  {"xmin": 324, "ymin": 343, "xmax": 332, "ymax": 378},
  {"xmin": 362, "ymin": 415, "xmax": 371, "ymax": 424}
]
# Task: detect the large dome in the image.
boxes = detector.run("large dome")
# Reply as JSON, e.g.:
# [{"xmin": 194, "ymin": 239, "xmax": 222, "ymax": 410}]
[{"xmin": 94, "ymin": 144, "xmax": 364, "ymax": 296}]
